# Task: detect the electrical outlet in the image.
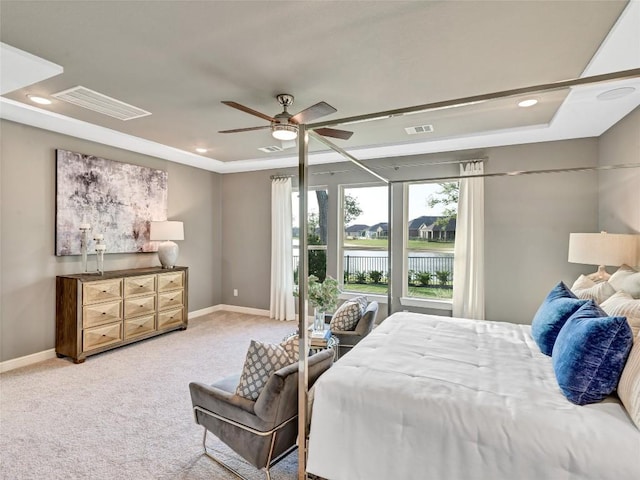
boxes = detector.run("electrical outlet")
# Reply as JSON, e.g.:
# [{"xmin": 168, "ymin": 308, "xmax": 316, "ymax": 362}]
[{"xmin": 233, "ymin": 289, "xmax": 238, "ymax": 297}]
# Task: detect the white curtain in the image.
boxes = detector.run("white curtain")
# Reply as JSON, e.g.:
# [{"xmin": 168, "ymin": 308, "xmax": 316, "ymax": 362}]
[
  {"xmin": 452, "ymin": 161, "xmax": 485, "ymax": 320},
  {"xmin": 270, "ymin": 177, "xmax": 296, "ymax": 321}
]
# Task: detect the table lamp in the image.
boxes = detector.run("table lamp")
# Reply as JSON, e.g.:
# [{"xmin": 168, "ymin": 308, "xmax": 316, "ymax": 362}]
[
  {"xmin": 150, "ymin": 221, "xmax": 184, "ymax": 268},
  {"xmin": 568, "ymin": 231, "xmax": 638, "ymax": 281}
]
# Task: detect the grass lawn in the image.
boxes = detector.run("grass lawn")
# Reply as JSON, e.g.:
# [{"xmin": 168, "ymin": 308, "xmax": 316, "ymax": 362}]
[
  {"xmin": 344, "ymin": 283, "xmax": 453, "ymax": 299},
  {"xmin": 344, "ymin": 238, "xmax": 454, "ymax": 252}
]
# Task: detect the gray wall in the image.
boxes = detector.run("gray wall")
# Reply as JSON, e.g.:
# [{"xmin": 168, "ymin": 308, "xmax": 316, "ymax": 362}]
[
  {"xmin": 484, "ymin": 140, "xmax": 599, "ymax": 323},
  {"xmin": 0, "ymin": 120, "xmax": 222, "ymax": 362},
  {"xmin": 598, "ymin": 106, "xmax": 640, "ymax": 244},
  {"xmin": 219, "ymin": 139, "xmax": 601, "ymax": 325}
]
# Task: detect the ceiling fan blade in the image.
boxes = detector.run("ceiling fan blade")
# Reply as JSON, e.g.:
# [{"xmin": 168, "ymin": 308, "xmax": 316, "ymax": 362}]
[
  {"xmin": 222, "ymin": 101, "xmax": 276, "ymax": 122},
  {"xmin": 315, "ymin": 127, "xmax": 354, "ymax": 140},
  {"xmin": 218, "ymin": 125, "xmax": 270, "ymax": 134},
  {"xmin": 290, "ymin": 101, "xmax": 337, "ymax": 124}
]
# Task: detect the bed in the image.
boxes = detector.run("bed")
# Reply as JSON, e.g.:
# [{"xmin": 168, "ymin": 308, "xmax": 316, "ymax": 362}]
[{"xmin": 306, "ymin": 312, "xmax": 640, "ymax": 480}]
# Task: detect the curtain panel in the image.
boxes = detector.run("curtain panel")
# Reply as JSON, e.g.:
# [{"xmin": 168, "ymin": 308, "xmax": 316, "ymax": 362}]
[
  {"xmin": 452, "ymin": 161, "xmax": 485, "ymax": 320},
  {"xmin": 270, "ymin": 177, "xmax": 296, "ymax": 321}
]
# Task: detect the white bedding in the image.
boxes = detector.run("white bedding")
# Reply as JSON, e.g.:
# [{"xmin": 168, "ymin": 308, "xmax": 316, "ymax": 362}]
[{"xmin": 307, "ymin": 312, "xmax": 640, "ymax": 480}]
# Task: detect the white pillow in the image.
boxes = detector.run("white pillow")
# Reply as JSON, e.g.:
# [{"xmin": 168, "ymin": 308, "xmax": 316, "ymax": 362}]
[
  {"xmin": 235, "ymin": 340, "xmax": 293, "ymax": 401},
  {"xmin": 570, "ymin": 275, "xmax": 616, "ymax": 304},
  {"xmin": 601, "ymin": 291, "xmax": 640, "ymax": 338},
  {"xmin": 617, "ymin": 332, "xmax": 640, "ymax": 430},
  {"xmin": 609, "ymin": 264, "xmax": 640, "ymax": 299}
]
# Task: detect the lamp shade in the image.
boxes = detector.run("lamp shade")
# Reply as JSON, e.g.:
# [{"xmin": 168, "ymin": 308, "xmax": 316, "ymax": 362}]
[
  {"xmin": 150, "ymin": 221, "xmax": 184, "ymax": 241},
  {"xmin": 568, "ymin": 232, "xmax": 638, "ymax": 267}
]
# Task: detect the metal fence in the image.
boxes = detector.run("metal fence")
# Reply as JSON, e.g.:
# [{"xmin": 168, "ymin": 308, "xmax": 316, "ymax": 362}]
[{"xmin": 293, "ymin": 254, "xmax": 454, "ymax": 284}]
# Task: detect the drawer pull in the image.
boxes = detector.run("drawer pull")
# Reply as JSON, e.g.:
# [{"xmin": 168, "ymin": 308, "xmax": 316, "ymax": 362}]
[
  {"xmin": 102, "ymin": 312, "xmax": 106, "ymax": 315},
  {"xmin": 102, "ymin": 290, "xmax": 107, "ymax": 293}
]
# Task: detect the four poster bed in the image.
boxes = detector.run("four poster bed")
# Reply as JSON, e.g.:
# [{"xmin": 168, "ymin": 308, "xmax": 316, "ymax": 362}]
[
  {"xmin": 294, "ymin": 68, "xmax": 640, "ymax": 480},
  {"xmin": 305, "ymin": 312, "xmax": 639, "ymax": 480}
]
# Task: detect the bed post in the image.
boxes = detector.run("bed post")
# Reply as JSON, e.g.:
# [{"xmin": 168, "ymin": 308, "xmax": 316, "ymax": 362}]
[{"xmin": 297, "ymin": 124, "xmax": 309, "ymax": 480}]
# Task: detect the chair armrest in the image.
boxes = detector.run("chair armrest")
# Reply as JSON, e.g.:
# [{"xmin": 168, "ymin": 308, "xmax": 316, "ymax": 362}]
[
  {"xmin": 189, "ymin": 381, "xmax": 259, "ymax": 426},
  {"xmin": 332, "ymin": 330, "xmax": 364, "ymax": 347}
]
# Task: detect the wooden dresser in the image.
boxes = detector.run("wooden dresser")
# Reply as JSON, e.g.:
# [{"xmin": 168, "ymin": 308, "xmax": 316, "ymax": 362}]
[{"xmin": 56, "ymin": 266, "xmax": 188, "ymax": 363}]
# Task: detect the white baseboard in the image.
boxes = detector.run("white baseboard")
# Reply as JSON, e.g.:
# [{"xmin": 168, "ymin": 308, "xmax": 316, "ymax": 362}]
[
  {"xmin": 2, "ymin": 304, "xmax": 273, "ymax": 373},
  {"xmin": 214, "ymin": 304, "xmax": 271, "ymax": 317},
  {"xmin": 0, "ymin": 349, "xmax": 57, "ymax": 374},
  {"xmin": 189, "ymin": 304, "xmax": 270, "ymax": 318}
]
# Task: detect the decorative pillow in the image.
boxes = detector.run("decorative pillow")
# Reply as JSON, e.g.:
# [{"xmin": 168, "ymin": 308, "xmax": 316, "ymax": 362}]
[
  {"xmin": 617, "ymin": 332, "xmax": 640, "ymax": 429},
  {"xmin": 601, "ymin": 291, "xmax": 640, "ymax": 338},
  {"xmin": 351, "ymin": 295, "xmax": 368, "ymax": 313},
  {"xmin": 280, "ymin": 334, "xmax": 299, "ymax": 362},
  {"xmin": 571, "ymin": 275, "xmax": 616, "ymax": 304},
  {"xmin": 552, "ymin": 300, "xmax": 633, "ymax": 405},
  {"xmin": 531, "ymin": 282, "xmax": 588, "ymax": 356},
  {"xmin": 609, "ymin": 264, "xmax": 640, "ymax": 299},
  {"xmin": 235, "ymin": 340, "xmax": 293, "ymax": 401},
  {"xmin": 329, "ymin": 300, "xmax": 363, "ymax": 331}
]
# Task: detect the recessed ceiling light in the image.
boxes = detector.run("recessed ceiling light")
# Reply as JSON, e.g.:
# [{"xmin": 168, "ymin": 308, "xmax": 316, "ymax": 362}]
[
  {"xmin": 518, "ymin": 99, "xmax": 538, "ymax": 108},
  {"xmin": 27, "ymin": 94, "xmax": 52, "ymax": 105},
  {"xmin": 195, "ymin": 148, "xmax": 208, "ymax": 154},
  {"xmin": 596, "ymin": 87, "xmax": 636, "ymax": 101}
]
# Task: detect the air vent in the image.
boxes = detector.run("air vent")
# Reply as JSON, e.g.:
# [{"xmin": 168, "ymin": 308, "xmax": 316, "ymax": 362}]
[
  {"xmin": 258, "ymin": 145, "xmax": 284, "ymax": 153},
  {"xmin": 404, "ymin": 124, "xmax": 434, "ymax": 135},
  {"xmin": 52, "ymin": 86, "xmax": 151, "ymax": 121}
]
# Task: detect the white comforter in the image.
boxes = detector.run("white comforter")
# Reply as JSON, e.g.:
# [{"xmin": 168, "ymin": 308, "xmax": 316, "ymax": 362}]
[{"xmin": 307, "ymin": 312, "xmax": 640, "ymax": 480}]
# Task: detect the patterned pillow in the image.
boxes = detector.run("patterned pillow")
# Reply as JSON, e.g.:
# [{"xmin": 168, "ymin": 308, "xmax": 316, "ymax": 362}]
[
  {"xmin": 531, "ymin": 282, "xmax": 588, "ymax": 356},
  {"xmin": 601, "ymin": 291, "xmax": 640, "ymax": 338},
  {"xmin": 609, "ymin": 264, "xmax": 640, "ymax": 299},
  {"xmin": 280, "ymin": 334, "xmax": 299, "ymax": 362},
  {"xmin": 329, "ymin": 300, "xmax": 362, "ymax": 331},
  {"xmin": 571, "ymin": 275, "xmax": 616, "ymax": 304},
  {"xmin": 552, "ymin": 301, "xmax": 633, "ymax": 405},
  {"xmin": 351, "ymin": 295, "xmax": 368, "ymax": 313},
  {"xmin": 235, "ymin": 340, "xmax": 293, "ymax": 401},
  {"xmin": 617, "ymin": 332, "xmax": 640, "ymax": 429}
]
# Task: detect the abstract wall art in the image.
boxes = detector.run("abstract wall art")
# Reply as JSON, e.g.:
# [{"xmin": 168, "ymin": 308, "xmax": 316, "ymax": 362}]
[{"xmin": 55, "ymin": 149, "xmax": 168, "ymax": 255}]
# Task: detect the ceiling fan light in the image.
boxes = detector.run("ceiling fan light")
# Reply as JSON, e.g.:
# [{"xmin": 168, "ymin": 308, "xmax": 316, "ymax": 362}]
[{"xmin": 272, "ymin": 124, "xmax": 298, "ymax": 141}]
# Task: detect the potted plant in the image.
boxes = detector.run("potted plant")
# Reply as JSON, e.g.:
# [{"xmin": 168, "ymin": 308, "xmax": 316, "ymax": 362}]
[{"xmin": 307, "ymin": 275, "xmax": 340, "ymax": 331}]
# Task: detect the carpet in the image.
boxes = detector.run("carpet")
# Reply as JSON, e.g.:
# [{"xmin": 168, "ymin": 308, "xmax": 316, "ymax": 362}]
[{"xmin": 0, "ymin": 312, "xmax": 301, "ymax": 480}]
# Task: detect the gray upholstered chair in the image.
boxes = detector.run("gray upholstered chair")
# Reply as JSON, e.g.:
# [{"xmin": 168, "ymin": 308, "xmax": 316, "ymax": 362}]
[
  {"xmin": 189, "ymin": 349, "xmax": 334, "ymax": 480},
  {"xmin": 331, "ymin": 300, "xmax": 379, "ymax": 358}
]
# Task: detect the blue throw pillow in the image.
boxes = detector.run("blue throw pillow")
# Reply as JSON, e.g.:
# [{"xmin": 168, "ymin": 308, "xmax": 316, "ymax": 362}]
[
  {"xmin": 531, "ymin": 282, "xmax": 588, "ymax": 355},
  {"xmin": 552, "ymin": 300, "xmax": 633, "ymax": 405}
]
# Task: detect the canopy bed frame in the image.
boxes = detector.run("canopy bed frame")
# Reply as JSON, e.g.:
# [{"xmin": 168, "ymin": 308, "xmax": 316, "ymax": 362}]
[{"xmin": 294, "ymin": 67, "xmax": 640, "ymax": 479}]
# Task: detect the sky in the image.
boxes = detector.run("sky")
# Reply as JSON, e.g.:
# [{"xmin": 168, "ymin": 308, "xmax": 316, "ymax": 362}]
[{"xmin": 292, "ymin": 183, "xmax": 450, "ymax": 227}]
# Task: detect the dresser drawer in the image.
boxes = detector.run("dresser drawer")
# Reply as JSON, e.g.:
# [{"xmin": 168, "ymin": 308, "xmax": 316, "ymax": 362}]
[
  {"xmin": 157, "ymin": 271, "xmax": 183, "ymax": 292},
  {"xmin": 83, "ymin": 300, "xmax": 122, "ymax": 328},
  {"xmin": 124, "ymin": 294, "xmax": 156, "ymax": 319},
  {"xmin": 83, "ymin": 322, "xmax": 122, "ymax": 352},
  {"xmin": 124, "ymin": 314, "xmax": 156, "ymax": 340},
  {"xmin": 157, "ymin": 307, "xmax": 183, "ymax": 329},
  {"xmin": 124, "ymin": 275, "xmax": 156, "ymax": 297},
  {"xmin": 158, "ymin": 290, "xmax": 183, "ymax": 311},
  {"xmin": 83, "ymin": 279, "xmax": 122, "ymax": 305}
]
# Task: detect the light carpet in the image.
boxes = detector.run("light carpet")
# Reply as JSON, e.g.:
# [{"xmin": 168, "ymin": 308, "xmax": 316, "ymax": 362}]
[{"xmin": 0, "ymin": 312, "xmax": 301, "ymax": 480}]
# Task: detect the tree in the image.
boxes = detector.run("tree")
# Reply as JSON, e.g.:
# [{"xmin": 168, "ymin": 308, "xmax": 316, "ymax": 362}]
[
  {"xmin": 427, "ymin": 182, "xmax": 459, "ymax": 231},
  {"xmin": 344, "ymin": 194, "xmax": 363, "ymax": 225}
]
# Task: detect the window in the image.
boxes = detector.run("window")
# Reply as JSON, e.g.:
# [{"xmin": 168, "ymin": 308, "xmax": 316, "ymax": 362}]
[
  {"xmin": 341, "ymin": 185, "xmax": 389, "ymax": 296},
  {"xmin": 292, "ymin": 189, "xmax": 328, "ymax": 283},
  {"xmin": 405, "ymin": 182, "xmax": 458, "ymax": 299}
]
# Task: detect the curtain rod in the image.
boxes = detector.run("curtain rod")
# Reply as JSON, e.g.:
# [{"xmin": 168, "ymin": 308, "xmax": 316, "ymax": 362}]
[
  {"xmin": 310, "ymin": 157, "xmax": 488, "ymax": 177},
  {"xmin": 387, "ymin": 162, "xmax": 640, "ymax": 184},
  {"xmin": 270, "ymin": 174, "xmax": 294, "ymax": 180}
]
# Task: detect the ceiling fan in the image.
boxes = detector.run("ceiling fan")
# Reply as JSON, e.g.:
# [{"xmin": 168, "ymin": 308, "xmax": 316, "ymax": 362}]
[{"xmin": 218, "ymin": 94, "xmax": 354, "ymax": 145}]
